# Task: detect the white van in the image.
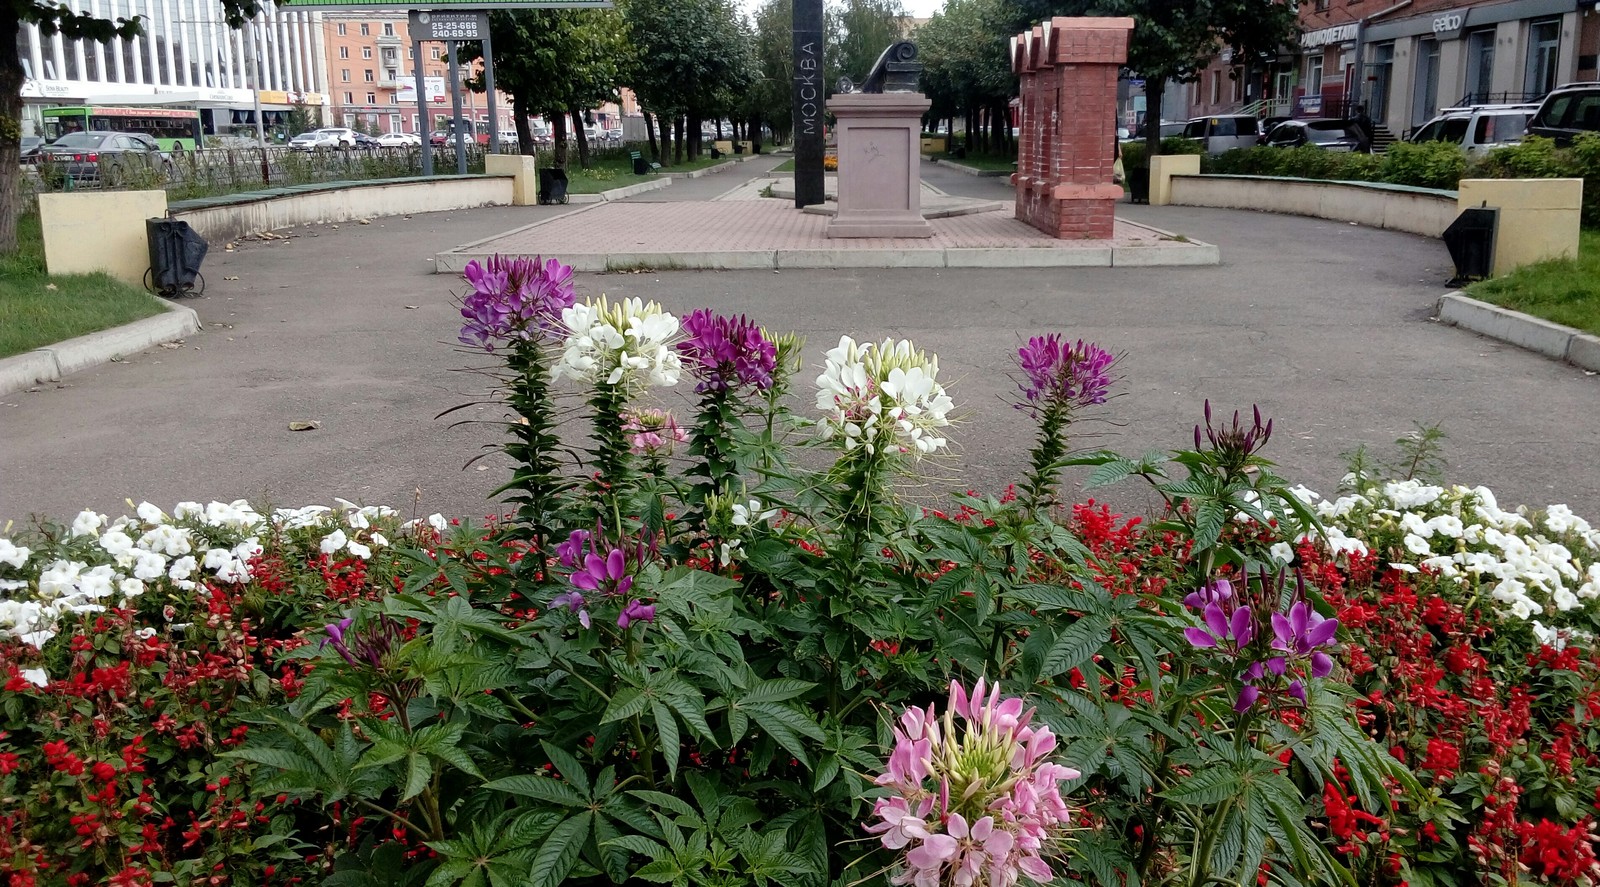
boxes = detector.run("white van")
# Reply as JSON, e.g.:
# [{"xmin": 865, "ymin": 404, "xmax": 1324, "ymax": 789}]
[{"xmin": 1409, "ymin": 104, "xmax": 1538, "ymax": 156}]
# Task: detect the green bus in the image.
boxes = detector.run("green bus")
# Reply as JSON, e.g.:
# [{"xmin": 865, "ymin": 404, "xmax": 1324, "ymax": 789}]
[{"xmin": 40, "ymin": 106, "xmax": 204, "ymax": 151}]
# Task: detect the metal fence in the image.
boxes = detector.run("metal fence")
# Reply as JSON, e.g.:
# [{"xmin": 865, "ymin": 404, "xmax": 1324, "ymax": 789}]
[{"xmin": 20, "ymin": 144, "xmax": 491, "ymax": 208}]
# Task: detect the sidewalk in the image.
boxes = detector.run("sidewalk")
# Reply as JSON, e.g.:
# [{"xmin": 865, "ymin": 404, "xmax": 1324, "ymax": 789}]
[{"xmin": 3, "ymin": 171, "xmax": 1597, "ymax": 525}]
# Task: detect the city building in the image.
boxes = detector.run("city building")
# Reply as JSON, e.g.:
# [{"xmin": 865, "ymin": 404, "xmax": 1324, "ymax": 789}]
[
  {"xmin": 320, "ymin": 11, "xmax": 516, "ymax": 137},
  {"xmin": 17, "ymin": 0, "xmax": 328, "ymax": 140},
  {"xmin": 1181, "ymin": 0, "xmax": 1589, "ymax": 141}
]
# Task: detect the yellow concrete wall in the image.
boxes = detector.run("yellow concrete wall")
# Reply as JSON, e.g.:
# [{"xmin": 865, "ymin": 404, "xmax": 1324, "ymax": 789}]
[
  {"xmin": 1457, "ymin": 178, "xmax": 1583, "ymax": 276},
  {"xmin": 921, "ymin": 137, "xmax": 947, "ymax": 154},
  {"xmin": 1149, "ymin": 154, "xmax": 1200, "ymax": 206},
  {"xmin": 714, "ymin": 140, "xmax": 734, "ymax": 155},
  {"xmin": 485, "ymin": 154, "xmax": 538, "ymax": 206},
  {"xmin": 38, "ymin": 190, "xmax": 168, "ymax": 287}
]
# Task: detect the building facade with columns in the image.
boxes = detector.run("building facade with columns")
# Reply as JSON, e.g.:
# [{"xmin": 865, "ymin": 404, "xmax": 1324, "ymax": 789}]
[{"xmin": 17, "ymin": 0, "xmax": 329, "ymax": 140}]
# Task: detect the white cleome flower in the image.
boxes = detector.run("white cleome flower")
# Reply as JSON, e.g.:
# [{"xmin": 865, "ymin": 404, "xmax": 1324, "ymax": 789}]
[
  {"xmin": 552, "ymin": 297, "xmax": 680, "ymax": 389},
  {"xmin": 732, "ymin": 500, "xmax": 780, "ymax": 528},
  {"xmin": 815, "ymin": 336, "xmax": 952, "ymax": 458}
]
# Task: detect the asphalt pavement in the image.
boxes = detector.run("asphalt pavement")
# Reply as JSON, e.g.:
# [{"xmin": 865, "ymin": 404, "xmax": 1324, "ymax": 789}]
[{"xmin": 3, "ymin": 161, "xmax": 1598, "ymax": 526}]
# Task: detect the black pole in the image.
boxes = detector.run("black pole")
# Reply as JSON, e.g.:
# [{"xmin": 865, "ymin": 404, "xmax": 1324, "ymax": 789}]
[
  {"xmin": 791, "ymin": 0, "xmax": 824, "ymax": 208},
  {"xmin": 449, "ymin": 40, "xmax": 467, "ymax": 174},
  {"xmin": 416, "ymin": 38, "xmax": 431, "ymax": 176},
  {"xmin": 483, "ymin": 28, "xmax": 499, "ymax": 155}
]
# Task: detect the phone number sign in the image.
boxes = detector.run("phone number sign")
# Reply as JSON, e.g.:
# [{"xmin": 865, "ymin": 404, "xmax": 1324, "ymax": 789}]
[{"xmin": 409, "ymin": 10, "xmax": 487, "ymax": 40}]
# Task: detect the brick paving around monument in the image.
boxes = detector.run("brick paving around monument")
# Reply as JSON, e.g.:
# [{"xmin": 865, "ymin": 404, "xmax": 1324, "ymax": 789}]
[{"xmin": 441, "ymin": 199, "xmax": 1200, "ymax": 269}]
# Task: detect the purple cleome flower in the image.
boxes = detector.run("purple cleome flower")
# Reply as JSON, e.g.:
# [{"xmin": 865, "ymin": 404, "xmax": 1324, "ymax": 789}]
[
  {"xmin": 458, "ymin": 255, "xmax": 576, "ymax": 352},
  {"xmin": 617, "ymin": 600, "xmax": 656, "ymax": 628},
  {"xmin": 1015, "ymin": 334, "xmax": 1116, "ymax": 414},
  {"xmin": 550, "ymin": 525, "xmax": 658, "ymax": 633},
  {"xmin": 1182, "ymin": 574, "xmax": 1340, "ymax": 712},
  {"xmin": 676, "ymin": 309, "xmax": 778, "ymax": 394}
]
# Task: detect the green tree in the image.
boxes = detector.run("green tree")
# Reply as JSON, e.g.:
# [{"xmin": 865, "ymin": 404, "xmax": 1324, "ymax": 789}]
[
  {"xmin": 745, "ymin": 0, "xmax": 794, "ymax": 145},
  {"xmin": 622, "ymin": 0, "xmax": 751, "ymax": 163},
  {"xmin": 1, "ymin": 0, "xmax": 259, "ymax": 254},
  {"xmin": 828, "ymin": 0, "xmax": 906, "ymax": 85},
  {"xmin": 919, "ymin": 0, "xmax": 1014, "ymax": 153},
  {"xmin": 287, "ymin": 99, "xmax": 323, "ymax": 137},
  {"xmin": 468, "ymin": 8, "xmax": 624, "ymax": 168},
  {"xmin": 1008, "ymin": 0, "xmax": 1299, "ymax": 157}
]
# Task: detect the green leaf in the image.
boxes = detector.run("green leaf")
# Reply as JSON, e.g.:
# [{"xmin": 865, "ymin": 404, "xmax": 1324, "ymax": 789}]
[
  {"xmin": 1161, "ymin": 766, "xmax": 1244, "ymax": 805},
  {"xmin": 746, "ymin": 702, "xmax": 825, "ymax": 769},
  {"xmin": 484, "ymin": 775, "xmax": 588, "ymax": 807},
  {"xmin": 740, "ymin": 678, "xmax": 815, "ymax": 705},
  {"xmin": 812, "ymin": 754, "xmax": 840, "ymax": 792},
  {"xmin": 653, "ymin": 700, "xmax": 681, "ymax": 780},
  {"xmin": 527, "ymin": 812, "xmax": 592, "ymax": 887},
  {"xmin": 541, "ymin": 740, "xmax": 591, "ymax": 796},
  {"xmin": 1040, "ymin": 614, "xmax": 1111, "ymax": 678},
  {"xmin": 602, "ymin": 687, "xmax": 651, "ymax": 724},
  {"xmin": 402, "ymin": 753, "xmax": 433, "ymax": 802}
]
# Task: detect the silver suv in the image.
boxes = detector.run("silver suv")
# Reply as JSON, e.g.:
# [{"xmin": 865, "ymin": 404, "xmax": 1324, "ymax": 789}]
[
  {"xmin": 1182, "ymin": 115, "xmax": 1261, "ymax": 154},
  {"xmin": 1410, "ymin": 104, "xmax": 1537, "ymax": 156}
]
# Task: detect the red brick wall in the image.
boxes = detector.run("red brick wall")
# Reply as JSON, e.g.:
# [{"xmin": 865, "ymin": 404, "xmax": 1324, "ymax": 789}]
[{"xmin": 1011, "ymin": 18, "xmax": 1132, "ymax": 240}]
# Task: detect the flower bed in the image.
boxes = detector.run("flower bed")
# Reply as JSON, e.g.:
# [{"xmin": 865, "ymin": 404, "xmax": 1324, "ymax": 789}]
[{"xmin": 4, "ymin": 255, "xmax": 1599, "ymax": 886}]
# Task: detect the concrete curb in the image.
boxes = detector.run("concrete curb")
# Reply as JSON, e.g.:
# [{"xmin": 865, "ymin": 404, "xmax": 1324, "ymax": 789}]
[
  {"xmin": 436, "ymin": 239, "xmax": 1220, "ymax": 273},
  {"xmin": 658, "ymin": 159, "xmax": 749, "ymax": 179},
  {"xmin": 1436, "ymin": 292, "xmax": 1600, "ymax": 371},
  {"xmin": 567, "ymin": 178, "xmax": 674, "ymax": 204},
  {"xmin": 0, "ymin": 299, "xmax": 201, "ymax": 397},
  {"xmin": 923, "ymin": 156, "xmax": 1012, "ymax": 177}
]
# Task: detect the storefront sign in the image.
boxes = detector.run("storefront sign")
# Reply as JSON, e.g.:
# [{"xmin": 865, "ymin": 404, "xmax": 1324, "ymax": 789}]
[
  {"xmin": 408, "ymin": 11, "xmax": 488, "ymax": 41},
  {"xmin": 1300, "ymin": 23, "xmax": 1359, "ymax": 49},
  {"xmin": 1431, "ymin": 11, "xmax": 1465, "ymax": 38}
]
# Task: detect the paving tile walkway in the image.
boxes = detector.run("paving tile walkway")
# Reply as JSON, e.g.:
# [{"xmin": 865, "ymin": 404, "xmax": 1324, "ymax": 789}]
[{"xmin": 450, "ymin": 200, "xmax": 1165, "ymax": 255}]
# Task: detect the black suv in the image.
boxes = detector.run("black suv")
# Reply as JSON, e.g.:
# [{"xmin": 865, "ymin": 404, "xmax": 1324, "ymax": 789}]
[{"xmin": 1527, "ymin": 82, "xmax": 1600, "ymax": 145}]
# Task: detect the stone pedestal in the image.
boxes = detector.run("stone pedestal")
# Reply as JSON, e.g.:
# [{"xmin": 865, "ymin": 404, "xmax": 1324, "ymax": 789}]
[
  {"xmin": 825, "ymin": 92, "xmax": 934, "ymax": 239},
  {"xmin": 1010, "ymin": 16, "xmax": 1133, "ymax": 239}
]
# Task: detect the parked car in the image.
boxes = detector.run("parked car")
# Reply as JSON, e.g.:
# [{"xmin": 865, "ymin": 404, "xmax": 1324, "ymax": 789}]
[
  {"xmin": 19, "ymin": 135, "xmax": 45, "ymax": 164},
  {"xmin": 289, "ymin": 127, "xmax": 358, "ymax": 151},
  {"xmin": 374, "ymin": 131, "xmax": 417, "ymax": 148},
  {"xmin": 1410, "ymin": 104, "xmax": 1537, "ymax": 156},
  {"xmin": 1526, "ymin": 82, "xmax": 1600, "ymax": 145},
  {"xmin": 351, "ymin": 132, "xmax": 382, "ymax": 150},
  {"xmin": 1182, "ymin": 115, "xmax": 1261, "ymax": 153},
  {"xmin": 1263, "ymin": 118, "xmax": 1370, "ymax": 152},
  {"xmin": 36, "ymin": 131, "xmax": 169, "ymax": 184}
]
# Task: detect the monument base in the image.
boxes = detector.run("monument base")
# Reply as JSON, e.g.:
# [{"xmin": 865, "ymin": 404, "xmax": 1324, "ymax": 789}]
[
  {"xmin": 825, "ymin": 210, "xmax": 934, "ymax": 239},
  {"xmin": 825, "ymin": 91, "xmax": 934, "ymax": 239}
]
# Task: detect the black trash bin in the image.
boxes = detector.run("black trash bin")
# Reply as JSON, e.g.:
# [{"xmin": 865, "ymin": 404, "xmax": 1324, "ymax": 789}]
[
  {"xmin": 145, "ymin": 218, "xmax": 209, "ymax": 297},
  {"xmin": 630, "ymin": 151, "xmax": 649, "ymax": 175},
  {"xmin": 1443, "ymin": 206, "xmax": 1498, "ymax": 285},
  {"xmin": 1126, "ymin": 168, "xmax": 1151, "ymax": 204},
  {"xmin": 538, "ymin": 167, "xmax": 569, "ymax": 205}
]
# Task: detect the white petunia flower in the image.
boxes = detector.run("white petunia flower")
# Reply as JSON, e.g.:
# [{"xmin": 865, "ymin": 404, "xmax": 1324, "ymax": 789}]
[
  {"xmin": 19, "ymin": 668, "xmax": 47, "ymax": 687},
  {"xmin": 1269, "ymin": 541, "xmax": 1295, "ymax": 564},
  {"xmin": 1403, "ymin": 533, "xmax": 1433, "ymax": 556},
  {"xmin": 135, "ymin": 502, "xmax": 166, "ymax": 525},
  {"xmin": 346, "ymin": 541, "xmax": 373, "ymax": 560},
  {"xmin": 71, "ymin": 510, "xmax": 105, "ymax": 538},
  {"xmin": 320, "ymin": 529, "xmax": 348, "ymax": 554},
  {"xmin": 168, "ymin": 555, "xmax": 197, "ymax": 581},
  {"xmin": 119, "ymin": 578, "xmax": 145, "ymax": 599},
  {"xmin": 369, "ymin": 533, "xmax": 389, "ymax": 548},
  {"xmin": 0, "ymin": 539, "xmax": 30, "ymax": 569}
]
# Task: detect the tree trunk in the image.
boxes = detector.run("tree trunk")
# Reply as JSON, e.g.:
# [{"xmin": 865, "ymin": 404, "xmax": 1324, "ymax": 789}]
[
  {"xmin": 1145, "ymin": 76, "xmax": 1167, "ymax": 160},
  {"xmin": 748, "ymin": 114, "xmax": 763, "ymax": 152},
  {"xmin": 673, "ymin": 116, "xmax": 684, "ymax": 165},
  {"xmin": 690, "ymin": 114, "xmax": 702, "ymax": 160},
  {"xmin": 1, "ymin": 6, "xmax": 27, "ymax": 256},
  {"xmin": 715, "ymin": 117, "xmax": 724, "ymax": 140},
  {"xmin": 551, "ymin": 109, "xmax": 569, "ymax": 169},
  {"xmin": 513, "ymin": 94, "xmax": 533, "ymax": 155},
  {"xmin": 644, "ymin": 110, "xmax": 660, "ymax": 162},
  {"xmin": 568, "ymin": 105, "xmax": 590, "ymax": 168}
]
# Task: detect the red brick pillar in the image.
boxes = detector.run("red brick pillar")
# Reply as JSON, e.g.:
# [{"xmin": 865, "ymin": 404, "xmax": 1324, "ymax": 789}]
[{"xmin": 1011, "ymin": 16, "xmax": 1133, "ymax": 240}]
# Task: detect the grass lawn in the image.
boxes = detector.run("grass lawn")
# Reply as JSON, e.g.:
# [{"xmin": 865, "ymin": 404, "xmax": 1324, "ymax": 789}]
[
  {"xmin": 560, "ymin": 150, "xmax": 740, "ymax": 194},
  {"xmin": 1467, "ymin": 230, "xmax": 1600, "ymax": 337},
  {"xmin": 771, "ymin": 158, "xmax": 795, "ymax": 173},
  {"xmin": 0, "ymin": 213, "xmax": 168, "ymax": 360}
]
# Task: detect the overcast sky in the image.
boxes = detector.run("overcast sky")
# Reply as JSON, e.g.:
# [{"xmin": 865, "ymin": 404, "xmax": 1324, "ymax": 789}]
[{"xmin": 736, "ymin": 0, "xmax": 946, "ymax": 22}]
